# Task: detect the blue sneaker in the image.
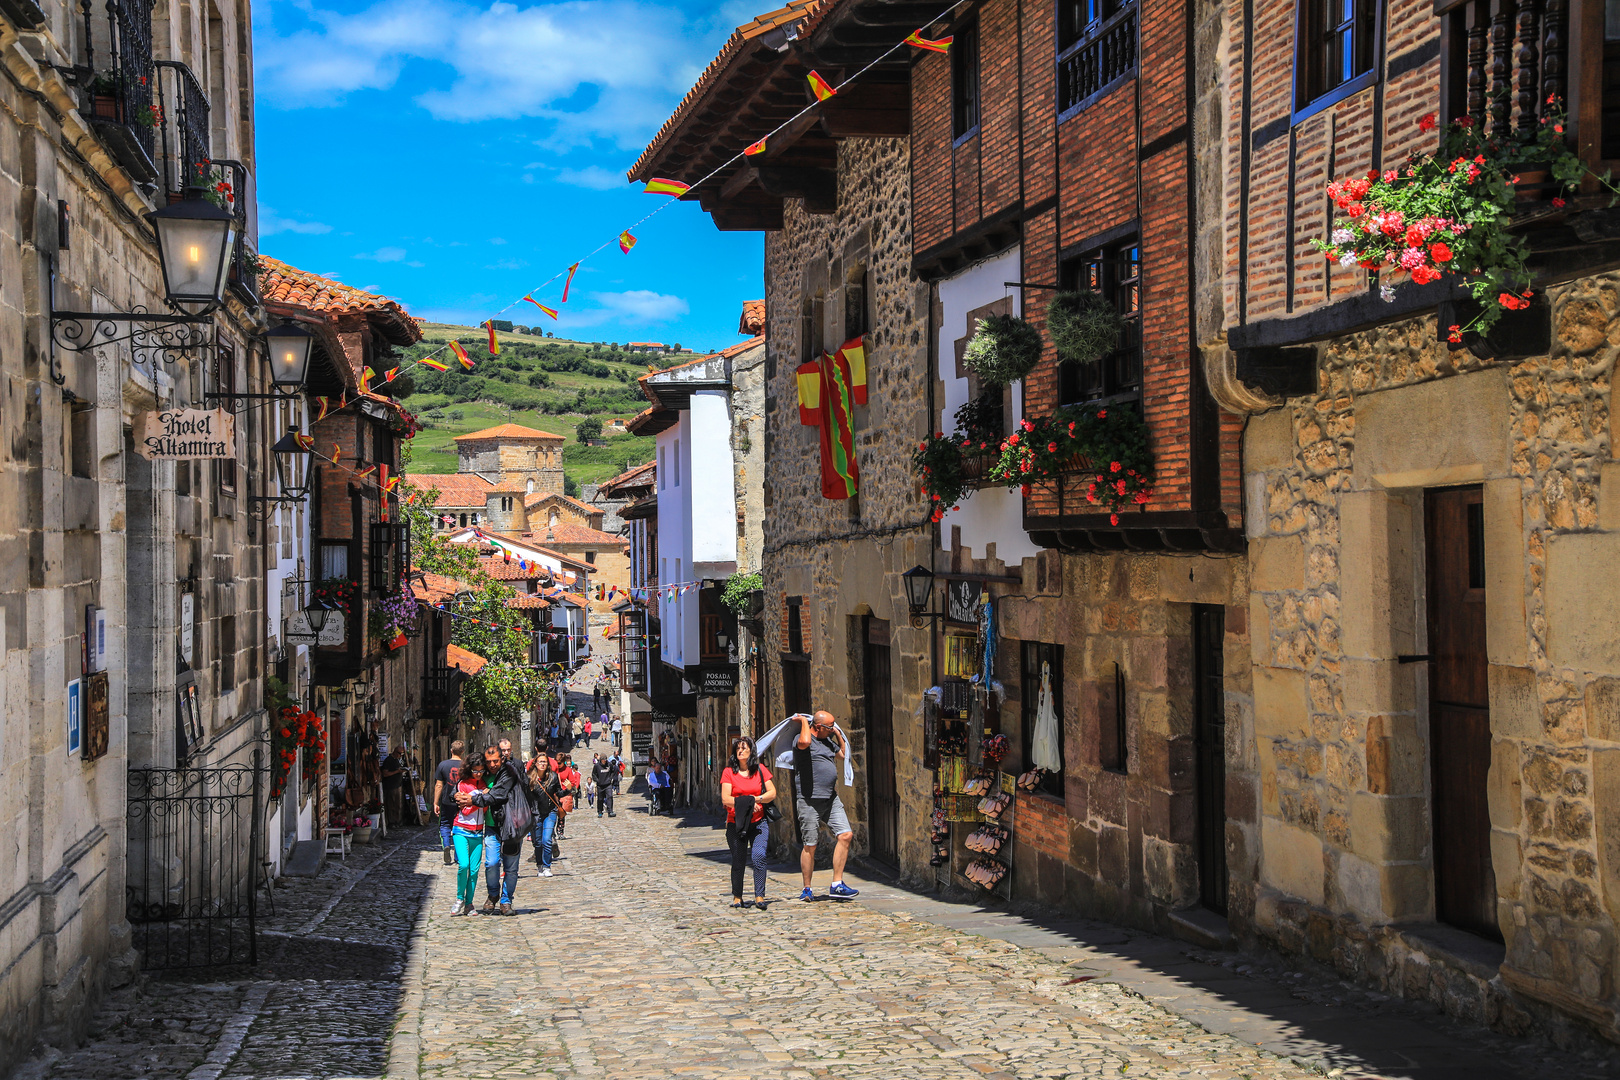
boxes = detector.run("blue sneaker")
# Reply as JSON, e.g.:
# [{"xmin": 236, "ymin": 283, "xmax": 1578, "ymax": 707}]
[
  {"xmin": 799, "ymin": 887, "xmax": 815, "ymax": 902},
  {"xmin": 828, "ymin": 882, "xmax": 860, "ymax": 898}
]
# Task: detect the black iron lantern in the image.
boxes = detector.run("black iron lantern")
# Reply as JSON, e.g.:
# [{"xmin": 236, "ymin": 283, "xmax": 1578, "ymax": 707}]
[
  {"xmin": 265, "ymin": 322, "xmax": 315, "ymax": 388},
  {"xmin": 146, "ymin": 191, "xmax": 236, "ymax": 315},
  {"xmin": 270, "ymin": 429, "xmax": 312, "ymax": 500},
  {"xmin": 304, "ymin": 603, "xmax": 331, "ymax": 634},
  {"xmin": 901, "ymin": 564, "xmax": 936, "ymax": 616}
]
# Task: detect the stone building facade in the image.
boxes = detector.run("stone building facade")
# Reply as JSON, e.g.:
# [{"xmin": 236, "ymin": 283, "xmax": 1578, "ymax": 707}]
[
  {"xmin": 453, "ymin": 424, "xmax": 565, "ymax": 495},
  {"xmin": 1214, "ymin": 0, "xmax": 1620, "ymax": 1045},
  {"xmin": 0, "ymin": 0, "xmax": 268, "ymax": 1060}
]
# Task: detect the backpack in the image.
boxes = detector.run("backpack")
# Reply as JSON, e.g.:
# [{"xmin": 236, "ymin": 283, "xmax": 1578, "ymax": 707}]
[{"xmin": 499, "ymin": 764, "xmax": 534, "ymax": 847}]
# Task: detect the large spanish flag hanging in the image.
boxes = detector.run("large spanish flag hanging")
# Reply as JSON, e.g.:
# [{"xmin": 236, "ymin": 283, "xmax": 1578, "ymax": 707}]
[
  {"xmin": 448, "ymin": 340, "xmax": 474, "ymax": 369},
  {"xmin": 524, "ymin": 296, "xmax": 559, "ymax": 320},
  {"xmin": 818, "ymin": 349, "xmax": 859, "ymax": 499},
  {"xmin": 485, "ymin": 321, "xmax": 500, "ymax": 355},
  {"xmin": 643, "ymin": 178, "xmax": 690, "ymax": 196},
  {"xmin": 795, "ymin": 361, "xmax": 822, "ymax": 426},
  {"xmin": 904, "ymin": 30, "xmax": 952, "ymax": 52},
  {"xmin": 807, "ymin": 70, "xmax": 836, "ymax": 101}
]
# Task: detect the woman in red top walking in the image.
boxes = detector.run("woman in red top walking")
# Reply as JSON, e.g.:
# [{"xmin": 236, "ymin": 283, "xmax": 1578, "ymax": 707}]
[{"xmin": 720, "ymin": 735, "xmax": 777, "ymax": 909}]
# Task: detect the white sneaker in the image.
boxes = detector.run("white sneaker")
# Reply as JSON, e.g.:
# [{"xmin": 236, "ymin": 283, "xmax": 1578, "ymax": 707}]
[
  {"xmin": 448, "ymin": 902, "xmax": 463, "ymax": 916},
  {"xmin": 539, "ymin": 868, "xmax": 554, "ymax": 877}
]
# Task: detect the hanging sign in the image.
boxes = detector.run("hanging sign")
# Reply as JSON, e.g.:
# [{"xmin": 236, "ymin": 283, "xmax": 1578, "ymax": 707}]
[
  {"xmin": 288, "ymin": 609, "xmax": 346, "ymax": 646},
  {"xmin": 697, "ymin": 665, "xmax": 738, "ymax": 697},
  {"xmin": 136, "ymin": 408, "xmax": 236, "ymax": 460},
  {"xmin": 945, "ymin": 578, "xmax": 982, "ymax": 624},
  {"xmin": 180, "ymin": 593, "xmax": 194, "ymax": 664},
  {"xmin": 66, "ymin": 679, "xmax": 81, "ymax": 756},
  {"xmin": 83, "ymin": 671, "xmax": 109, "ymax": 761}
]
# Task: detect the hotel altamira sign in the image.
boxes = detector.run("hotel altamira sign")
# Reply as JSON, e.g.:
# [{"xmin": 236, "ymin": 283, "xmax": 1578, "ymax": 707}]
[{"xmin": 137, "ymin": 408, "xmax": 236, "ymax": 460}]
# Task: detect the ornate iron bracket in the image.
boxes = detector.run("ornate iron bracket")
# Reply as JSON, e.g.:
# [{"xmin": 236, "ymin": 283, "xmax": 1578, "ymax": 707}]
[{"xmin": 48, "ymin": 254, "xmax": 213, "ymax": 386}]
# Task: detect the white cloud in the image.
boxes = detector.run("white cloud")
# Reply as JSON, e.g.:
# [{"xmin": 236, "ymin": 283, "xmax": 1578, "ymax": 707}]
[
  {"xmin": 563, "ymin": 290, "xmax": 688, "ymax": 327},
  {"xmin": 555, "ymin": 165, "xmax": 626, "ymax": 191},
  {"xmin": 256, "ymin": 0, "xmax": 730, "ymax": 148},
  {"xmin": 259, "ymin": 206, "xmax": 332, "ymax": 235},
  {"xmin": 356, "ymin": 246, "xmax": 407, "ymax": 262}
]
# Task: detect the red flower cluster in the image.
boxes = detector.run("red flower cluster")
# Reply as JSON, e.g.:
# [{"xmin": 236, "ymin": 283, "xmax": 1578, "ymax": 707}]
[
  {"xmin": 1498, "ymin": 290, "xmax": 1534, "ymax": 311},
  {"xmin": 270, "ymin": 707, "xmax": 326, "ymax": 799}
]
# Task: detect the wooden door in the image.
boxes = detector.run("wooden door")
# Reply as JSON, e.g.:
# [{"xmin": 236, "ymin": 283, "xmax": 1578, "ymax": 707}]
[
  {"xmin": 1425, "ymin": 486, "xmax": 1500, "ymax": 940},
  {"xmin": 865, "ymin": 617, "xmax": 897, "ymax": 866},
  {"xmin": 1193, "ymin": 604, "xmax": 1228, "ymax": 914}
]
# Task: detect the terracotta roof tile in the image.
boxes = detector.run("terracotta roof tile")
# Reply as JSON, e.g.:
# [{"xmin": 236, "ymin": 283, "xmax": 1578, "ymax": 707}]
[
  {"xmin": 519, "ymin": 523, "xmax": 627, "ymax": 547},
  {"xmin": 740, "ymin": 300, "xmax": 765, "ymax": 334},
  {"xmin": 415, "ymin": 572, "xmax": 469, "ymax": 603},
  {"xmin": 598, "ymin": 461, "xmax": 656, "ymax": 493},
  {"xmin": 524, "ymin": 491, "xmax": 601, "ymax": 516},
  {"xmin": 446, "ymin": 643, "xmax": 487, "ymax": 676},
  {"xmin": 406, "ymin": 473, "xmax": 496, "ymax": 506},
  {"xmin": 504, "ymin": 593, "xmax": 551, "ymax": 609},
  {"xmin": 452, "ymin": 423, "xmax": 564, "ymax": 442},
  {"xmin": 260, "ymin": 257, "xmax": 421, "ymax": 345},
  {"xmin": 478, "ymin": 554, "xmax": 550, "ymax": 581},
  {"xmin": 630, "ymin": 0, "xmax": 828, "ymax": 180}
]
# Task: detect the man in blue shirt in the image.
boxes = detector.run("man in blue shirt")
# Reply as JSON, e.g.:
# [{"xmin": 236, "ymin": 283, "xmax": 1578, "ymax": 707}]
[{"xmin": 646, "ymin": 761, "xmax": 672, "ymax": 816}]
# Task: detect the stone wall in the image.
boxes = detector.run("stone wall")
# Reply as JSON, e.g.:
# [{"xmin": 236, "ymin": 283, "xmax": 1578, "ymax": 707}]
[
  {"xmin": 1241, "ymin": 279, "xmax": 1620, "ymax": 1043},
  {"xmin": 760, "ymin": 136, "xmax": 938, "ymax": 881}
]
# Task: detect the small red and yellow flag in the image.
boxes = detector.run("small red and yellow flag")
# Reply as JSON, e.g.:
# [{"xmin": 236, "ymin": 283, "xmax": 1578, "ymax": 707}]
[
  {"xmin": 383, "ymin": 366, "xmax": 400, "ymax": 383},
  {"xmin": 448, "ymin": 340, "xmax": 474, "ymax": 369},
  {"xmin": 643, "ymin": 177, "xmax": 690, "ymax": 196},
  {"xmin": 315, "ymin": 396, "xmax": 330, "ymax": 422},
  {"xmin": 807, "ymin": 70, "xmax": 836, "ymax": 101},
  {"xmin": 744, "ymin": 137, "xmax": 767, "ymax": 157},
  {"xmin": 360, "ymin": 366, "xmax": 375, "ymax": 391},
  {"xmin": 331, "ymin": 443, "xmax": 342, "ymax": 465},
  {"xmin": 417, "ymin": 356, "xmax": 450, "ymax": 372},
  {"xmin": 562, "ymin": 262, "xmax": 579, "ymax": 302},
  {"xmin": 355, "ymin": 465, "xmax": 377, "ymax": 480},
  {"xmin": 293, "ymin": 432, "xmax": 315, "ymax": 451},
  {"xmin": 618, "ymin": 231, "xmax": 637, "ymax": 254},
  {"xmin": 383, "ymin": 475, "xmax": 401, "ymax": 494},
  {"xmin": 904, "ymin": 30, "xmax": 953, "ymax": 52},
  {"xmin": 484, "ymin": 321, "xmax": 500, "ymax": 355},
  {"xmin": 524, "ymin": 296, "xmax": 559, "ymax": 320}
]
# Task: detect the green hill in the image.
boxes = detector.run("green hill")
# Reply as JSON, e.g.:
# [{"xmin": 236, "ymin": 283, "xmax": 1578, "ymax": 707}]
[{"xmin": 393, "ymin": 322, "xmax": 696, "ymax": 486}]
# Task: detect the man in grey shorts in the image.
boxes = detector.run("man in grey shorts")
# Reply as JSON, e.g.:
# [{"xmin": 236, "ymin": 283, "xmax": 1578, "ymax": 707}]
[{"xmin": 794, "ymin": 711, "xmax": 859, "ymax": 901}]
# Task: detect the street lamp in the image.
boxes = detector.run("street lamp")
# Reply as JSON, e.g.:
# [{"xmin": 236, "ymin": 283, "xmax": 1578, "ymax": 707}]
[
  {"xmin": 265, "ymin": 322, "xmax": 315, "ymax": 388},
  {"xmin": 147, "ymin": 191, "xmax": 237, "ymax": 316},
  {"xmin": 247, "ymin": 429, "xmax": 313, "ymax": 516},
  {"xmin": 304, "ymin": 603, "xmax": 331, "ymax": 634},
  {"xmin": 902, "ymin": 565, "xmax": 937, "ymax": 619}
]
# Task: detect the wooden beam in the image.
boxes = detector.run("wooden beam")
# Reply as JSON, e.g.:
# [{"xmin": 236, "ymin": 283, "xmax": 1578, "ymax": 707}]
[{"xmin": 819, "ymin": 79, "xmax": 910, "ymax": 137}]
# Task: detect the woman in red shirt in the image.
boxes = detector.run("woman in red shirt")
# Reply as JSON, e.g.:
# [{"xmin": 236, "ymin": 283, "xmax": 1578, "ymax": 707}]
[{"xmin": 721, "ymin": 735, "xmax": 777, "ymax": 908}]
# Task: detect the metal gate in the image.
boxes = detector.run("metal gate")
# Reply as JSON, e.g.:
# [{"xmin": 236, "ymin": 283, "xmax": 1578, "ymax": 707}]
[{"xmin": 126, "ymin": 757, "xmax": 262, "ymax": 969}]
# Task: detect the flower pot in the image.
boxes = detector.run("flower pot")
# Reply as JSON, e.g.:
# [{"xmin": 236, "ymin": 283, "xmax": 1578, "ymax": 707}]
[
  {"xmin": 353, "ymin": 826, "xmax": 373, "ymax": 844},
  {"xmin": 92, "ymin": 94, "xmax": 119, "ymax": 121}
]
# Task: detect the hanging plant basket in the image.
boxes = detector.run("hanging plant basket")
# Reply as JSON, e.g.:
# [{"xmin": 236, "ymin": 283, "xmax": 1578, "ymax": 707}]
[
  {"xmin": 962, "ymin": 314, "xmax": 1043, "ymax": 387},
  {"xmin": 1045, "ymin": 290, "xmax": 1123, "ymax": 365}
]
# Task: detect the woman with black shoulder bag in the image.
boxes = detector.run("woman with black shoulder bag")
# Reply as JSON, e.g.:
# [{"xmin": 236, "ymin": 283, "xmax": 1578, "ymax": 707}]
[
  {"xmin": 526, "ymin": 748, "xmax": 563, "ymax": 878},
  {"xmin": 720, "ymin": 735, "xmax": 778, "ymax": 909}
]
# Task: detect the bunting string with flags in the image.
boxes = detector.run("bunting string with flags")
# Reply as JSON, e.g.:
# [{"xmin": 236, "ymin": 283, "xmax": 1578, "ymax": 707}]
[
  {"xmin": 524, "ymin": 296, "xmax": 559, "ymax": 320},
  {"xmin": 485, "ymin": 321, "xmax": 501, "ymax": 355},
  {"xmin": 561, "ymin": 262, "xmax": 579, "ymax": 302},
  {"xmin": 904, "ymin": 30, "xmax": 952, "ymax": 52},
  {"xmin": 618, "ymin": 231, "xmax": 637, "ymax": 254}
]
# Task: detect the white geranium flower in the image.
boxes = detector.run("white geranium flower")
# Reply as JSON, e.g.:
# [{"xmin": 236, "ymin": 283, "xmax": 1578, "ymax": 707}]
[
  {"xmin": 1339, "ymin": 253, "xmax": 1358, "ymax": 268},
  {"xmin": 1331, "ymin": 228, "xmax": 1354, "ymax": 244},
  {"xmin": 1380, "ymin": 284, "xmax": 1396, "ymax": 302}
]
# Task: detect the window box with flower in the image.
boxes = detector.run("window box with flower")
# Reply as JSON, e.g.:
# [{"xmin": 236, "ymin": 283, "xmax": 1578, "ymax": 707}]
[
  {"xmin": 369, "ymin": 589, "xmax": 420, "ymax": 651},
  {"xmin": 988, "ymin": 406, "xmax": 1154, "ymax": 526}
]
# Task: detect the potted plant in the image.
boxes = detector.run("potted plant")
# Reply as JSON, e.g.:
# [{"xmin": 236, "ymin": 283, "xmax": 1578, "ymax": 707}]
[
  {"xmin": 370, "ymin": 589, "xmax": 420, "ymax": 650},
  {"xmin": 86, "ymin": 73, "xmax": 120, "ymax": 121},
  {"xmin": 1313, "ymin": 100, "xmax": 1617, "ymax": 343},
  {"xmin": 988, "ymin": 406, "xmax": 1154, "ymax": 525},
  {"xmin": 1045, "ymin": 290, "xmax": 1123, "ymax": 365},
  {"xmin": 962, "ymin": 313, "xmax": 1043, "ymax": 386}
]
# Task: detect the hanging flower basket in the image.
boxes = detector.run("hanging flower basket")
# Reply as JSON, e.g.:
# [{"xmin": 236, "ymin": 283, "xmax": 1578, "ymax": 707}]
[
  {"xmin": 270, "ymin": 707, "xmax": 326, "ymax": 800},
  {"xmin": 988, "ymin": 406, "xmax": 1154, "ymax": 525},
  {"xmin": 962, "ymin": 313, "xmax": 1043, "ymax": 387},
  {"xmin": 1045, "ymin": 290, "xmax": 1123, "ymax": 365},
  {"xmin": 1312, "ymin": 100, "xmax": 1616, "ymax": 341}
]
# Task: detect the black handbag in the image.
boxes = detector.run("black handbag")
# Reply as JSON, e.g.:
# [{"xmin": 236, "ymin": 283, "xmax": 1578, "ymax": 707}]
[{"xmin": 758, "ymin": 768, "xmax": 782, "ymax": 822}]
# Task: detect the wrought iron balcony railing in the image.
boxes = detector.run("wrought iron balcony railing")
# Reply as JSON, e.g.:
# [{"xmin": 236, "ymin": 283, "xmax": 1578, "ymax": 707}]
[{"xmin": 1057, "ymin": 3, "xmax": 1136, "ymax": 117}]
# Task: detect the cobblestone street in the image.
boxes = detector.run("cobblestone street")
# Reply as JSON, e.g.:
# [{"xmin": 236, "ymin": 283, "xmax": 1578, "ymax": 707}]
[{"xmin": 15, "ymin": 800, "xmax": 1617, "ymax": 1080}]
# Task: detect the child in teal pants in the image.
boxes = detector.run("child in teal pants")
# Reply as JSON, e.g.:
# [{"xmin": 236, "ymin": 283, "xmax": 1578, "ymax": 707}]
[{"xmin": 450, "ymin": 758, "xmax": 487, "ymax": 914}]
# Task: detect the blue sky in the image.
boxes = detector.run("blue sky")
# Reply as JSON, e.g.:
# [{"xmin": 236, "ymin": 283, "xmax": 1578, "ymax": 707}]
[{"xmin": 251, "ymin": 0, "xmax": 765, "ymax": 351}]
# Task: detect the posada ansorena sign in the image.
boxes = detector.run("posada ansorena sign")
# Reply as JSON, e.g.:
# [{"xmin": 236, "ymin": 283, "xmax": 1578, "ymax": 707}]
[{"xmin": 136, "ymin": 408, "xmax": 236, "ymax": 460}]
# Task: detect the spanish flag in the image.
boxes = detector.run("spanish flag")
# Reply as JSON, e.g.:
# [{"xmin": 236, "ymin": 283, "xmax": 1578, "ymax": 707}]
[
  {"xmin": 485, "ymin": 321, "xmax": 500, "ymax": 355},
  {"xmin": 808, "ymin": 70, "xmax": 836, "ymax": 101},
  {"xmin": 417, "ymin": 356, "xmax": 451, "ymax": 372},
  {"xmin": 383, "ymin": 366, "xmax": 400, "ymax": 383},
  {"xmin": 293, "ymin": 432, "xmax": 315, "ymax": 451},
  {"xmin": 796, "ymin": 360, "xmax": 822, "ymax": 426},
  {"xmin": 643, "ymin": 178, "xmax": 690, "ymax": 196},
  {"xmin": 618, "ymin": 231, "xmax": 637, "ymax": 254},
  {"xmin": 360, "ymin": 366, "xmax": 375, "ymax": 391},
  {"xmin": 448, "ymin": 340, "xmax": 474, "ymax": 370},
  {"xmin": 315, "ymin": 396, "xmax": 330, "ymax": 422},
  {"xmin": 744, "ymin": 137, "xmax": 767, "ymax": 157},
  {"xmin": 377, "ymin": 465, "xmax": 389, "ymax": 492},
  {"xmin": 838, "ymin": 335, "xmax": 868, "ymax": 405},
  {"xmin": 524, "ymin": 296, "xmax": 559, "ymax": 320},
  {"xmin": 562, "ymin": 262, "xmax": 579, "ymax": 302},
  {"xmin": 383, "ymin": 475, "xmax": 401, "ymax": 494},
  {"xmin": 356, "ymin": 465, "xmax": 377, "ymax": 480},
  {"xmin": 904, "ymin": 30, "xmax": 952, "ymax": 52},
  {"xmin": 332, "ymin": 443, "xmax": 342, "ymax": 465}
]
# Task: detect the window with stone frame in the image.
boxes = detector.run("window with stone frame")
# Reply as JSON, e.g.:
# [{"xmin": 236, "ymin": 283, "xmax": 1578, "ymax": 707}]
[
  {"xmin": 1057, "ymin": 237, "xmax": 1141, "ymax": 406},
  {"xmin": 844, "ymin": 267, "xmax": 869, "ymax": 341},
  {"xmin": 1020, "ymin": 641, "xmax": 1064, "ymax": 797},
  {"xmin": 1293, "ymin": 0, "xmax": 1380, "ymax": 113},
  {"xmin": 215, "ymin": 341, "xmax": 237, "ymax": 492}
]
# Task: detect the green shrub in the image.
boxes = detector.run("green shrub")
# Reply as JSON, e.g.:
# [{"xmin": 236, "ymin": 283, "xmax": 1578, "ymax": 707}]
[{"xmin": 1045, "ymin": 290, "xmax": 1123, "ymax": 365}]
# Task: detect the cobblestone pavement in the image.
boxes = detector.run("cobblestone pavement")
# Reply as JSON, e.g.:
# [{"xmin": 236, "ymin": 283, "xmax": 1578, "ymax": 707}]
[{"xmin": 15, "ymin": 803, "xmax": 1618, "ymax": 1080}]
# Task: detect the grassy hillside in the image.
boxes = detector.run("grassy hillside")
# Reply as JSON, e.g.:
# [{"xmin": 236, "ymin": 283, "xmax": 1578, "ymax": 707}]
[{"xmin": 396, "ymin": 322, "xmax": 679, "ymax": 485}]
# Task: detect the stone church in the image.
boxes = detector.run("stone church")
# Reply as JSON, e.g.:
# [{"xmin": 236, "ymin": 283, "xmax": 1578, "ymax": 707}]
[{"xmin": 408, "ymin": 423, "xmax": 566, "ymax": 529}]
